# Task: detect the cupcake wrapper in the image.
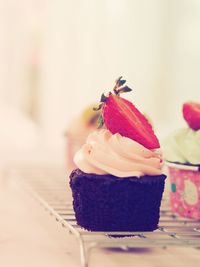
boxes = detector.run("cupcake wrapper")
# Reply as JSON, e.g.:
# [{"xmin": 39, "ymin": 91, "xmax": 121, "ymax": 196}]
[
  {"xmin": 70, "ymin": 169, "xmax": 166, "ymax": 232},
  {"xmin": 168, "ymin": 166, "xmax": 200, "ymax": 219}
]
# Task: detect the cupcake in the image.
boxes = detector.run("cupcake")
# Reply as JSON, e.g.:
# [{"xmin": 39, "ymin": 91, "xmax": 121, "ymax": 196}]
[
  {"xmin": 70, "ymin": 77, "xmax": 166, "ymax": 232},
  {"xmin": 164, "ymin": 102, "xmax": 200, "ymax": 219},
  {"xmin": 65, "ymin": 104, "xmax": 100, "ymax": 171}
]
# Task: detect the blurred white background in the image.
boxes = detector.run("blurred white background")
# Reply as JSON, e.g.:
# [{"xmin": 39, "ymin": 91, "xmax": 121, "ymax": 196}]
[{"xmin": 0, "ymin": 0, "xmax": 199, "ymax": 167}]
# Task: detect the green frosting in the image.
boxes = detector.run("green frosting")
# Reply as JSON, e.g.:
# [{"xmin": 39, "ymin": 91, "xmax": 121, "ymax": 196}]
[{"xmin": 163, "ymin": 128, "xmax": 200, "ymax": 165}]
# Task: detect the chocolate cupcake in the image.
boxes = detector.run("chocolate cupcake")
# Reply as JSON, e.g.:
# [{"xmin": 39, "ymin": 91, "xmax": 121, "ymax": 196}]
[
  {"xmin": 69, "ymin": 77, "xmax": 166, "ymax": 232},
  {"xmin": 70, "ymin": 169, "xmax": 166, "ymax": 231}
]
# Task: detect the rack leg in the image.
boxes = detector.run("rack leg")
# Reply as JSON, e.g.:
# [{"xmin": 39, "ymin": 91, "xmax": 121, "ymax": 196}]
[{"xmin": 79, "ymin": 238, "xmax": 89, "ymax": 267}]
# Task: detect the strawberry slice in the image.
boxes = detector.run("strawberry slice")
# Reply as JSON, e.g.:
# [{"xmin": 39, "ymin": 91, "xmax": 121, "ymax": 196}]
[
  {"xmin": 183, "ymin": 102, "xmax": 200, "ymax": 130},
  {"xmin": 102, "ymin": 94, "xmax": 160, "ymax": 149}
]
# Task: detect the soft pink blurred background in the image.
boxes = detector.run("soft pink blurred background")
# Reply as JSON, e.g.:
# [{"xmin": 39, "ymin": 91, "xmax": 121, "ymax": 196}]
[{"xmin": 0, "ymin": 0, "xmax": 199, "ymax": 169}]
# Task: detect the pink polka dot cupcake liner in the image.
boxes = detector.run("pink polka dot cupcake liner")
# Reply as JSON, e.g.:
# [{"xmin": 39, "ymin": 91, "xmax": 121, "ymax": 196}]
[{"xmin": 167, "ymin": 162, "xmax": 200, "ymax": 219}]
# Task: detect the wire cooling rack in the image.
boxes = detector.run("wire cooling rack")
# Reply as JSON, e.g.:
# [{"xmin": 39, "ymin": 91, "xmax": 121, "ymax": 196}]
[{"xmin": 10, "ymin": 167, "xmax": 200, "ymax": 267}]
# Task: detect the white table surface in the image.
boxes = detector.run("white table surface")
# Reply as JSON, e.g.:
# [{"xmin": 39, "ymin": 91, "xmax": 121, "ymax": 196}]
[{"xmin": 0, "ymin": 173, "xmax": 200, "ymax": 267}]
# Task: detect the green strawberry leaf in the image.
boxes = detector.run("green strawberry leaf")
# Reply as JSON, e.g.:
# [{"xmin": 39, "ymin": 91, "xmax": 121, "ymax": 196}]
[
  {"xmin": 93, "ymin": 103, "xmax": 103, "ymax": 111},
  {"xmin": 119, "ymin": 86, "xmax": 132, "ymax": 94},
  {"xmin": 97, "ymin": 114, "xmax": 104, "ymax": 128},
  {"xmin": 100, "ymin": 93, "xmax": 107, "ymax": 103}
]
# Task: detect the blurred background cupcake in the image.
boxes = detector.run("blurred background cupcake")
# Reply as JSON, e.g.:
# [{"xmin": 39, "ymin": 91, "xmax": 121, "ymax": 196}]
[
  {"xmin": 163, "ymin": 102, "xmax": 200, "ymax": 219},
  {"xmin": 65, "ymin": 104, "xmax": 100, "ymax": 171}
]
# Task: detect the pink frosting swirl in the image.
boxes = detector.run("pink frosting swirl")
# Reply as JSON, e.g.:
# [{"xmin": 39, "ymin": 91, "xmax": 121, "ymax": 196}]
[{"xmin": 74, "ymin": 129, "xmax": 163, "ymax": 177}]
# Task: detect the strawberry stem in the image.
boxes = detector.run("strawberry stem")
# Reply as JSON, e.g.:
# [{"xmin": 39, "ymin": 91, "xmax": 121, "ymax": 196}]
[
  {"xmin": 113, "ymin": 76, "xmax": 133, "ymax": 95},
  {"xmin": 93, "ymin": 76, "xmax": 133, "ymax": 129}
]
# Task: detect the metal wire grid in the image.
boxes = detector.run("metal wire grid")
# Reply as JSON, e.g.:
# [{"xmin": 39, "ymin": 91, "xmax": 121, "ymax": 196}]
[{"xmin": 11, "ymin": 168, "xmax": 200, "ymax": 267}]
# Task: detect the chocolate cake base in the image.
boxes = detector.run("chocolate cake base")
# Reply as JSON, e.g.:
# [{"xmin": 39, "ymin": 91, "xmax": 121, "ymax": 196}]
[{"xmin": 70, "ymin": 169, "xmax": 166, "ymax": 232}]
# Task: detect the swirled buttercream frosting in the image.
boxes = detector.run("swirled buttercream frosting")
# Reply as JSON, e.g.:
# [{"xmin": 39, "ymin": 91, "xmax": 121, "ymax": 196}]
[{"xmin": 74, "ymin": 129, "xmax": 163, "ymax": 177}]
